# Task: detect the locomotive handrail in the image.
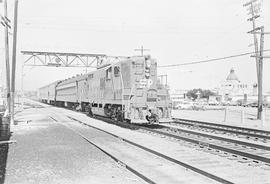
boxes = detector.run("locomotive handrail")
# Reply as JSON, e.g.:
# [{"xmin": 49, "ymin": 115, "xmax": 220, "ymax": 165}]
[{"xmin": 118, "ymin": 66, "xmax": 125, "ymax": 112}]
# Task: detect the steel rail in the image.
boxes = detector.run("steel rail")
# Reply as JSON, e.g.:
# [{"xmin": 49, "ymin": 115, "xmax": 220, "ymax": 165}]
[
  {"xmin": 47, "ymin": 105, "xmax": 270, "ymax": 165},
  {"xmin": 67, "ymin": 116, "xmax": 233, "ymax": 184},
  {"xmin": 49, "ymin": 116, "xmax": 155, "ymax": 184},
  {"xmin": 160, "ymin": 124, "xmax": 270, "ymax": 151},
  {"xmin": 42, "ymin": 102, "xmax": 263, "ymax": 183},
  {"xmin": 173, "ymin": 118, "xmax": 270, "ymax": 140},
  {"xmin": 140, "ymin": 125, "xmax": 270, "ymax": 164}
]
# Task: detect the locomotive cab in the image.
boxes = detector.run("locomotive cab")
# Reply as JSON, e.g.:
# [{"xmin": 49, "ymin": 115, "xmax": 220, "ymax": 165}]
[{"xmin": 121, "ymin": 55, "xmax": 172, "ymax": 124}]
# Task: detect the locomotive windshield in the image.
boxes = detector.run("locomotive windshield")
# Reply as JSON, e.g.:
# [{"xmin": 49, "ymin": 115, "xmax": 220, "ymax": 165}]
[{"xmin": 147, "ymin": 89, "xmax": 157, "ymax": 102}]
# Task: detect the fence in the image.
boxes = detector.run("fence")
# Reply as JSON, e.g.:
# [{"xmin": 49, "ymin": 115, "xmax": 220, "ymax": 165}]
[{"xmin": 223, "ymin": 107, "xmax": 269, "ymax": 127}]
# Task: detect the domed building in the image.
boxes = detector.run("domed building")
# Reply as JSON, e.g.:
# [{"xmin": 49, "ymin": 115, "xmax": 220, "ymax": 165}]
[
  {"xmin": 226, "ymin": 68, "xmax": 239, "ymax": 81},
  {"xmin": 217, "ymin": 68, "xmax": 256, "ymax": 102}
]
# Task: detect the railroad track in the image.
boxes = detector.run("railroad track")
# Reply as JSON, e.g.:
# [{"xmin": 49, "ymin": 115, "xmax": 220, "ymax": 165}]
[
  {"xmin": 44, "ymin": 103, "xmax": 270, "ymax": 168},
  {"xmin": 64, "ymin": 116, "xmax": 232, "ymax": 184},
  {"xmin": 49, "ymin": 116, "xmax": 155, "ymax": 184},
  {"xmin": 143, "ymin": 124, "xmax": 270, "ymax": 166},
  {"xmin": 173, "ymin": 118, "xmax": 270, "ymax": 142},
  {"xmin": 53, "ymin": 106, "xmax": 270, "ymax": 167},
  {"xmin": 31, "ymin": 101, "xmax": 270, "ymax": 183},
  {"xmin": 70, "ymin": 113, "xmax": 270, "ymax": 168},
  {"xmin": 81, "ymin": 115, "xmax": 270, "ymax": 167}
]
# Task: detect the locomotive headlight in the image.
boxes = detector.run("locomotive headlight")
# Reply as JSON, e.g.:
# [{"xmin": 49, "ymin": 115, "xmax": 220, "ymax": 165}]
[
  {"xmin": 145, "ymin": 59, "xmax": 151, "ymax": 68},
  {"xmin": 148, "ymin": 106, "xmax": 154, "ymax": 110}
]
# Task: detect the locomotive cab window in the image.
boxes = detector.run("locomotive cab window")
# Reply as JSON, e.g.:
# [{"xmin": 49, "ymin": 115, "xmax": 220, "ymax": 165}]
[
  {"xmin": 106, "ymin": 67, "xmax": 112, "ymax": 80},
  {"xmin": 114, "ymin": 66, "xmax": 120, "ymax": 77}
]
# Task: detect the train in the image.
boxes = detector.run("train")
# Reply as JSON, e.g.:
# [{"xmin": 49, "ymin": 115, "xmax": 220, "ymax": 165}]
[{"xmin": 39, "ymin": 55, "xmax": 172, "ymax": 124}]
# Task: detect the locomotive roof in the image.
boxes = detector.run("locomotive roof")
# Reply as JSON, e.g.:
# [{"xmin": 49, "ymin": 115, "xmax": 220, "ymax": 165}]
[
  {"xmin": 58, "ymin": 73, "xmax": 89, "ymax": 85},
  {"xmin": 45, "ymin": 55, "xmax": 155, "ymax": 87},
  {"xmin": 38, "ymin": 80, "xmax": 61, "ymax": 89}
]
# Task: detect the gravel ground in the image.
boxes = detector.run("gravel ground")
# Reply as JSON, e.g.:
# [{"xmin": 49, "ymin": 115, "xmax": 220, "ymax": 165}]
[
  {"xmin": 37, "ymin": 104, "xmax": 217, "ymax": 183},
  {"xmin": 7, "ymin": 99, "xmax": 270, "ymax": 184},
  {"xmin": 62, "ymin": 120, "xmax": 217, "ymax": 184},
  {"xmin": 2, "ymin": 107, "xmax": 143, "ymax": 184},
  {"xmin": 46, "ymin": 105, "xmax": 270, "ymax": 184}
]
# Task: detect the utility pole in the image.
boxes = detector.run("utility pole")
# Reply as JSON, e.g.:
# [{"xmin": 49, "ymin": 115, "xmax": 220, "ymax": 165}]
[
  {"xmin": 243, "ymin": 0, "xmax": 264, "ymax": 120},
  {"xmin": 134, "ymin": 46, "xmax": 150, "ymax": 56},
  {"xmin": 10, "ymin": 0, "xmax": 19, "ymax": 125},
  {"xmin": 3, "ymin": 0, "xmax": 11, "ymax": 116},
  {"xmin": 257, "ymin": 26, "xmax": 264, "ymax": 120}
]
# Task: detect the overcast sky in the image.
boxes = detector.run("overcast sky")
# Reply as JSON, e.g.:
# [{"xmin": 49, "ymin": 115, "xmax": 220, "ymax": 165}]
[{"xmin": 0, "ymin": 0, "xmax": 270, "ymax": 92}]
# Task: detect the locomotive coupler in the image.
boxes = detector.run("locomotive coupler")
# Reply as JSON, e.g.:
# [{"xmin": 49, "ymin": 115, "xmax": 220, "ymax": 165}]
[{"xmin": 145, "ymin": 109, "xmax": 158, "ymax": 124}]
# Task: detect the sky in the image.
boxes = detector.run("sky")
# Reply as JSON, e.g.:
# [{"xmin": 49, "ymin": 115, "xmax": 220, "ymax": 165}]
[{"xmin": 0, "ymin": 0, "xmax": 270, "ymax": 92}]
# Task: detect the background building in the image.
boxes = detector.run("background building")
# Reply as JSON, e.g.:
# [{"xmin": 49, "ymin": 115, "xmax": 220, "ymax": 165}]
[
  {"xmin": 170, "ymin": 89, "xmax": 188, "ymax": 108},
  {"xmin": 216, "ymin": 68, "xmax": 258, "ymax": 103}
]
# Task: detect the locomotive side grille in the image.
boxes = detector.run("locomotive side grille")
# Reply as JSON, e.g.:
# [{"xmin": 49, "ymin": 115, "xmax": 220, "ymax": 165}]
[{"xmin": 121, "ymin": 63, "xmax": 131, "ymax": 88}]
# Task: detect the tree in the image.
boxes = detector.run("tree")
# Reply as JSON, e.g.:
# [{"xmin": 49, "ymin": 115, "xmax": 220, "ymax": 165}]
[{"xmin": 186, "ymin": 88, "xmax": 216, "ymax": 100}]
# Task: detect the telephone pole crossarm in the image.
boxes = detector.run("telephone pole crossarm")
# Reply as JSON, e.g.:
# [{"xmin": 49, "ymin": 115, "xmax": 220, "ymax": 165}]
[
  {"xmin": 247, "ymin": 26, "xmax": 263, "ymax": 34},
  {"xmin": 251, "ymin": 55, "xmax": 270, "ymax": 58},
  {"xmin": 247, "ymin": 15, "xmax": 260, "ymax": 21},
  {"xmin": 243, "ymin": 0, "xmax": 258, "ymax": 7}
]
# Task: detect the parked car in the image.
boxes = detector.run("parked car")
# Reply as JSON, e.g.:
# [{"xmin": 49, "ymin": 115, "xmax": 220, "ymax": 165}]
[
  {"xmin": 208, "ymin": 100, "xmax": 219, "ymax": 106},
  {"xmin": 241, "ymin": 100, "xmax": 258, "ymax": 107},
  {"xmin": 242, "ymin": 101, "xmax": 270, "ymax": 108},
  {"xmin": 221, "ymin": 101, "xmax": 230, "ymax": 106},
  {"xmin": 192, "ymin": 102, "xmax": 206, "ymax": 110},
  {"xmin": 236, "ymin": 99, "xmax": 245, "ymax": 106},
  {"xmin": 221, "ymin": 100, "xmax": 238, "ymax": 106},
  {"xmin": 264, "ymin": 102, "xmax": 270, "ymax": 108},
  {"xmin": 175, "ymin": 101, "xmax": 194, "ymax": 110},
  {"xmin": 176, "ymin": 101, "xmax": 206, "ymax": 110},
  {"xmin": 229, "ymin": 101, "xmax": 238, "ymax": 106}
]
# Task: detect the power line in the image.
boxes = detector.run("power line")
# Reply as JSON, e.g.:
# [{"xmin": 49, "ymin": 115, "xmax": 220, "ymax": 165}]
[{"xmin": 158, "ymin": 49, "xmax": 270, "ymax": 68}]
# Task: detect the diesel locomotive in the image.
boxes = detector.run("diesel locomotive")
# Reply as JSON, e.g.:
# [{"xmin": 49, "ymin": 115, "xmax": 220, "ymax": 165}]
[{"xmin": 39, "ymin": 55, "xmax": 172, "ymax": 123}]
